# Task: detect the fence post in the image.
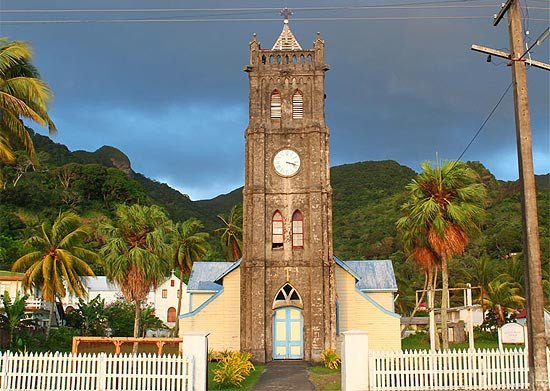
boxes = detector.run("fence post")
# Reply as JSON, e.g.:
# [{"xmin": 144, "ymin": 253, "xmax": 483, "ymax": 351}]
[
  {"xmin": 182, "ymin": 331, "xmax": 209, "ymax": 391},
  {"xmin": 0, "ymin": 352, "xmax": 8, "ymax": 391},
  {"xmin": 342, "ymin": 330, "xmax": 370, "ymax": 391}
]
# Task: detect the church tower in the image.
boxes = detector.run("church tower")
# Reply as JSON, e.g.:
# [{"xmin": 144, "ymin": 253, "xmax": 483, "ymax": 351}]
[{"xmin": 241, "ymin": 16, "xmax": 336, "ymax": 362}]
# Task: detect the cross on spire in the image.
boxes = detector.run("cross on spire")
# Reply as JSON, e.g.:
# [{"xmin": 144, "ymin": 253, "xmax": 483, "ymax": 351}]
[{"xmin": 281, "ymin": 7, "xmax": 293, "ymax": 23}]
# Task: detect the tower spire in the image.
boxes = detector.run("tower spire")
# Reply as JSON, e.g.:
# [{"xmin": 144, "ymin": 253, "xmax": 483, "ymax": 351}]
[{"xmin": 272, "ymin": 8, "xmax": 302, "ymax": 50}]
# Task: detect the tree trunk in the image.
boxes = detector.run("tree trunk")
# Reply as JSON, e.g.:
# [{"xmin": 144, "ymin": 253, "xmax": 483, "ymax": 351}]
[
  {"xmin": 46, "ymin": 299, "xmax": 55, "ymax": 339},
  {"xmin": 441, "ymin": 257, "xmax": 449, "ymax": 350},
  {"xmin": 173, "ymin": 270, "xmax": 184, "ymax": 336},
  {"xmin": 132, "ymin": 300, "xmax": 142, "ymax": 354},
  {"xmin": 401, "ymin": 271, "xmax": 429, "ymax": 338}
]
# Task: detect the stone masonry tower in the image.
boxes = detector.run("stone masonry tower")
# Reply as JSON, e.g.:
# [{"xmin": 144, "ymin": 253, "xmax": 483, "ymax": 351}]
[{"xmin": 241, "ymin": 16, "xmax": 336, "ymax": 363}]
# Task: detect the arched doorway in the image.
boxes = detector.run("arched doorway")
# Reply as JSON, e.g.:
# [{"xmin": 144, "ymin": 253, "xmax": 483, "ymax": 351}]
[
  {"xmin": 167, "ymin": 307, "xmax": 177, "ymax": 323},
  {"xmin": 272, "ymin": 284, "xmax": 303, "ymax": 359}
]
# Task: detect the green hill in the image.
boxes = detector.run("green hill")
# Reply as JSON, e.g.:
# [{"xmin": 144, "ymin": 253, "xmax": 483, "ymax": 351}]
[{"xmin": 0, "ymin": 133, "xmax": 548, "ymax": 313}]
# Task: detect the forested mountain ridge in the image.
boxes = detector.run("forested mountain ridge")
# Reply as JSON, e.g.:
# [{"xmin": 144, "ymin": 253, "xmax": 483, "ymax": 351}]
[{"xmin": 0, "ymin": 132, "xmax": 548, "ymax": 313}]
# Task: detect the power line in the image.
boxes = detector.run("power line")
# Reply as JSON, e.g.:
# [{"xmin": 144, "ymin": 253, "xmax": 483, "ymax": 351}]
[
  {"xmin": 4, "ymin": 16, "xmax": 550, "ymax": 25},
  {"xmin": 0, "ymin": 1, "xmax": 512, "ymax": 14},
  {"xmin": 453, "ymin": 82, "xmax": 513, "ymax": 163}
]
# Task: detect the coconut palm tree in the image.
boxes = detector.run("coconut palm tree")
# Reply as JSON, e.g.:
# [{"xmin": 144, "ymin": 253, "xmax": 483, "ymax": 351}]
[
  {"xmin": 170, "ymin": 218, "xmax": 209, "ymax": 335},
  {"xmin": 396, "ymin": 160, "xmax": 487, "ymax": 349},
  {"xmin": 0, "ymin": 38, "xmax": 56, "ymax": 186},
  {"xmin": 215, "ymin": 204, "xmax": 243, "ymax": 261},
  {"xmin": 100, "ymin": 204, "xmax": 171, "ymax": 351},
  {"xmin": 483, "ymin": 280, "xmax": 525, "ymax": 327},
  {"xmin": 12, "ymin": 211, "xmax": 96, "ymax": 337},
  {"xmin": 462, "ymin": 255, "xmax": 499, "ymax": 310}
]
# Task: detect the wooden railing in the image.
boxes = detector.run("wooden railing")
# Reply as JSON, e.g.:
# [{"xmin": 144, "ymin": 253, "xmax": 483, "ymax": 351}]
[{"xmin": 72, "ymin": 336, "xmax": 182, "ymax": 355}]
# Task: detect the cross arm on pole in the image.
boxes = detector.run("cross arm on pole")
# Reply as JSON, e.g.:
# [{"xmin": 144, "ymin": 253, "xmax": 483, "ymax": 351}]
[
  {"xmin": 471, "ymin": 44, "xmax": 550, "ymax": 71},
  {"xmin": 493, "ymin": 0, "xmax": 513, "ymax": 26}
]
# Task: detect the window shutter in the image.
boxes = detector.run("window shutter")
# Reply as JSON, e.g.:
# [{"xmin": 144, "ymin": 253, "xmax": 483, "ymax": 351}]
[
  {"xmin": 271, "ymin": 91, "xmax": 282, "ymax": 119},
  {"xmin": 292, "ymin": 210, "xmax": 304, "ymax": 248},
  {"xmin": 272, "ymin": 211, "xmax": 284, "ymax": 247},
  {"xmin": 292, "ymin": 91, "xmax": 303, "ymax": 119}
]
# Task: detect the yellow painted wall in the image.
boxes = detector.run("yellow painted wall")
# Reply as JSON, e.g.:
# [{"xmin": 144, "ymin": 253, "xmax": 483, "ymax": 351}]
[
  {"xmin": 179, "ymin": 268, "xmax": 240, "ymax": 351},
  {"xmin": 367, "ymin": 292, "xmax": 394, "ymax": 311},
  {"xmin": 190, "ymin": 293, "xmax": 214, "ymax": 311},
  {"xmin": 335, "ymin": 266, "xmax": 401, "ymax": 351}
]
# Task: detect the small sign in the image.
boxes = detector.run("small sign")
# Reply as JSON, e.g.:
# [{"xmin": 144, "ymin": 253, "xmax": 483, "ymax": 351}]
[{"xmin": 500, "ymin": 323, "xmax": 525, "ymax": 344}]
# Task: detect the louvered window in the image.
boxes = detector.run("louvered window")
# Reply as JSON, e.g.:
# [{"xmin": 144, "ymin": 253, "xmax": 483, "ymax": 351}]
[
  {"xmin": 271, "ymin": 90, "xmax": 281, "ymax": 119},
  {"xmin": 272, "ymin": 211, "xmax": 284, "ymax": 248},
  {"xmin": 292, "ymin": 91, "xmax": 303, "ymax": 119},
  {"xmin": 292, "ymin": 210, "xmax": 304, "ymax": 248}
]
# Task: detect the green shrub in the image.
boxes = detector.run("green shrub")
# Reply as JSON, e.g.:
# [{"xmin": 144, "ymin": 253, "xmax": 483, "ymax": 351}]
[
  {"xmin": 321, "ymin": 348, "xmax": 341, "ymax": 369},
  {"xmin": 213, "ymin": 351, "xmax": 255, "ymax": 387}
]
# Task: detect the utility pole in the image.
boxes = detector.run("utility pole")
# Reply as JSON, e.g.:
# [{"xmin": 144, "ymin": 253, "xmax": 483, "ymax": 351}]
[{"xmin": 472, "ymin": 1, "xmax": 549, "ymax": 390}]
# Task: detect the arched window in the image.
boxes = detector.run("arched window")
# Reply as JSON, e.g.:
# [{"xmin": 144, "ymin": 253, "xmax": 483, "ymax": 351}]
[
  {"xmin": 272, "ymin": 211, "xmax": 284, "ymax": 248},
  {"xmin": 273, "ymin": 283, "xmax": 303, "ymax": 309},
  {"xmin": 292, "ymin": 90, "xmax": 303, "ymax": 119},
  {"xmin": 167, "ymin": 307, "xmax": 177, "ymax": 323},
  {"xmin": 292, "ymin": 210, "xmax": 304, "ymax": 248},
  {"xmin": 271, "ymin": 90, "xmax": 282, "ymax": 119}
]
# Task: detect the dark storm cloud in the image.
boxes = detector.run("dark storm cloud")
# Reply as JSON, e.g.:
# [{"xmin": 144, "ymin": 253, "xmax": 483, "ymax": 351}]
[{"xmin": 3, "ymin": 0, "xmax": 549, "ymax": 199}]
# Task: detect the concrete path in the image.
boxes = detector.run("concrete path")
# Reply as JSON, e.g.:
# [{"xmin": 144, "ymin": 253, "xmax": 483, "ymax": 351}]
[{"xmin": 253, "ymin": 361, "xmax": 316, "ymax": 391}]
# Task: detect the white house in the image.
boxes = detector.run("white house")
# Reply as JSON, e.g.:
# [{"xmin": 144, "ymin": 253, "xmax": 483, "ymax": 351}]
[{"xmin": 62, "ymin": 272, "xmax": 189, "ymax": 327}]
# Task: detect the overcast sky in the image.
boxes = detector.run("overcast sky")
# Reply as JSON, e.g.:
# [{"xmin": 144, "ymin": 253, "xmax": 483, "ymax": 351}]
[{"xmin": 3, "ymin": 0, "xmax": 549, "ymax": 200}]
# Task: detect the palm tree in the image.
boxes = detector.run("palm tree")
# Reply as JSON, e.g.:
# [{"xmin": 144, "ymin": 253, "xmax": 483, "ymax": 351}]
[
  {"xmin": 483, "ymin": 280, "xmax": 525, "ymax": 327},
  {"xmin": 170, "ymin": 218, "xmax": 209, "ymax": 335},
  {"xmin": 0, "ymin": 291, "xmax": 28, "ymax": 346},
  {"xmin": 100, "ymin": 204, "xmax": 171, "ymax": 351},
  {"xmin": 12, "ymin": 211, "xmax": 96, "ymax": 337},
  {"xmin": 0, "ymin": 38, "xmax": 56, "ymax": 186},
  {"xmin": 215, "ymin": 204, "xmax": 243, "ymax": 261},
  {"xmin": 463, "ymin": 255, "xmax": 498, "ymax": 310},
  {"xmin": 396, "ymin": 160, "xmax": 487, "ymax": 349}
]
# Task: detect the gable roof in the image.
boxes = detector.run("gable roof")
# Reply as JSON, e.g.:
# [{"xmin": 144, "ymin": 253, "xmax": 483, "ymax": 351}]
[
  {"xmin": 186, "ymin": 258, "xmax": 397, "ymax": 294},
  {"xmin": 335, "ymin": 257, "xmax": 398, "ymax": 292},
  {"xmin": 187, "ymin": 261, "xmax": 236, "ymax": 292},
  {"xmin": 272, "ymin": 22, "xmax": 302, "ymax": 51},
  {"xmin": 81, "ymin": 276, "xmax": 119, "ymax": 292}
]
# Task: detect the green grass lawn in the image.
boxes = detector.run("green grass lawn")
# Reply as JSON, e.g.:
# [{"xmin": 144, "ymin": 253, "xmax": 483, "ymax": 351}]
[
  {"xmin": 401, "ymin": 332, "xmax": 525, "ymax": 351},
  {"xmin": 207, "ymin": 362, "xmax": 265, "ymax": 391},
  {"xmin": 308, "ymin": 365, "xmax": 340, "ymax": 391}
]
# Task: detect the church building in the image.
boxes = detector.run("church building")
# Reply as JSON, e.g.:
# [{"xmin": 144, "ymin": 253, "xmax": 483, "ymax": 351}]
[{"xmin": 179, "ymin": 19, "xmax": 401, "ymax": 363}]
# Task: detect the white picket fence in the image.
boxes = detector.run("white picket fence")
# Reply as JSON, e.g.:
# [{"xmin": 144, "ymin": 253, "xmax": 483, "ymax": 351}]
[
  {"xmin": 342, "ymin": 331, "xmax": 550, "ymax": 391},
  {"xmin": 368, "ymin": 347, "xmax": 550, "ymax": 390},
  {"xmin": 0, "ymin": 352, "xmax": 193, "ymax": 391}
]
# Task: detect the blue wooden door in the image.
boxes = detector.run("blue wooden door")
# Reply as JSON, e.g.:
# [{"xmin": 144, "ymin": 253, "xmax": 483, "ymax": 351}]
[{"xmin": 273, "ymin": 307, "xmax": 303, "ymax": 359}]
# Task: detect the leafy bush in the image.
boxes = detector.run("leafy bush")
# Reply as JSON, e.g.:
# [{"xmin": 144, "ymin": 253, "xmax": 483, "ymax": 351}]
[
  {"xmin": 212, "ymin": 351, "xmax": 255, "ymax": 387},
  {"xmin": 321, "ymin": 348, "xmax": 341, "ymax": 369},
  {"xmin": 208, "ymin": 349, "xmax": 232, "ymax": 362}
]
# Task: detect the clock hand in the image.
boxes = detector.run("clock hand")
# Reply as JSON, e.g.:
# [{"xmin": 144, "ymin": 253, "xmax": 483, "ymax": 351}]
[{"xmin": 286, "ymin": 161, "xmax": 298, "ymax": 166}]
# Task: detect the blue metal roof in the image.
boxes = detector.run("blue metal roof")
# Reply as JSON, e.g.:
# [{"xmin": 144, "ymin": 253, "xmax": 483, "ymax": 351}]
[
  {"xmin": 187, "ymin": 258, "xmax": 397, "ymax": 293},
  {"xmin": 187, "ymin": 262, "xmax": 234, "ymax": 292},
  {"xmin": 339, "ymin": 259, "xmax": 398, "ymax": 292}
]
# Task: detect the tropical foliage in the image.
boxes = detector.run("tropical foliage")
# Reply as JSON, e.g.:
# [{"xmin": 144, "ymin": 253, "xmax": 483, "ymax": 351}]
[
  {"xmin": 0, "ymin": 291, "xmax": 28, "ymax": 347},
  {"xmin": 397, "ymin": 161, "xmax": 487, "ymax": 349},
  {"xmin": 11, "ymin": 211, "xmax": 96, "ymax": 336},
  {"xmin": 100, "ymin": 204, "xmax": 170, "ymax": 349},
  {"xmin": 170, "ymin": 218, "xmax": 209, "ymax": 335},
  {"xmin": 482, "ymin": 280, "xmax": 525, "ymax": 327},
  {"xmin": 0, "ymin": 38, "xmax": 56, "ymax": 187},
  {"xmin": 212, "ymin": 351, "xmax": 255, "ymax": 387},
  {"xmin": 0, "ymin": 129, "xmax": 548, "ymax": 348},
  {"xmin": 215, "ymin": 204, "xmax": 243, "ymax": 261},
  {"xmin": 321, "ymin": 348, "xmax": 341, "ymax": 369}
]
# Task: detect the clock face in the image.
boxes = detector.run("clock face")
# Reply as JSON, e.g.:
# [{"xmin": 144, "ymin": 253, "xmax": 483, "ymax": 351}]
[{"xmin": 273, "ymin": 149, "xmax": 301, "ymax": 177}]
